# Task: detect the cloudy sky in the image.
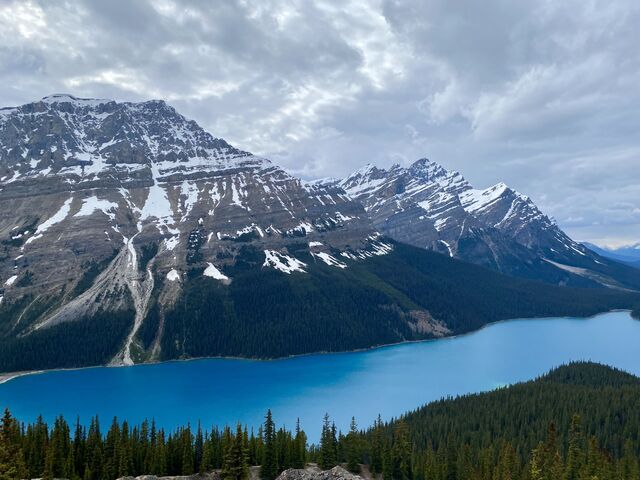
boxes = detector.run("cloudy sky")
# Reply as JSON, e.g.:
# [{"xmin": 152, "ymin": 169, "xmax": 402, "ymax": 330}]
[{"xmin": 0, "ymin": 0, "xmax": 638, "ymax": 246}]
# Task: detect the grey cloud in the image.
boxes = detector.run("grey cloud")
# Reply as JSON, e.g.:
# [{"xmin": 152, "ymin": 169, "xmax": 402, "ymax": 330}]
[{"xmin": 0, "ymin": 0, "xmax": 638, "ymax": 245}]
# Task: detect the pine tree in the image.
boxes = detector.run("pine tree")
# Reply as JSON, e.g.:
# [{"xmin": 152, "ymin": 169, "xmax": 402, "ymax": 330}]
[
  {"xmin": 118, "ymin": 421, "xmax": 133, "ymax": 476},
  {"xmin": 195, "ymin": 423, "xmax": 204, "ymax": 473},
  {"xmin": 382, "ymin": 442, "xmax": 393, "ymax": 480},
  {"xmin": 73, "ymin": 418, "xmax": 86, "ymax": 478},
  {"xmin": 103, "ymin": 417, "xmax": 121, "ymax": 480},
  {"xmin": 84, "ymin": 417, "xmax": 102, "ymax": 480},
  {"xmin": 530, "ymin": 424, "xmax": 564, "ymax": 480},
  {"xmin": 319, "ymin": 414, "xmax": 337, "ymax": 470},
  {"xmin": 620, "ymin": 440, "xmax": 640, "ymax": 480},
  {"xmin": 262, "ymin": 410, "xmax": 278, "ymax": 480},
  {"xmin": 346, "ymin": 417, "xmax": 360, "ymax": 473},
  {"xmin": 0, "ymin": 439, "xmax": 24, "ymax": 480},
  {"xmin": 371, "ymin": 415, "xmax": 384, "ymax": 475},
  {"xmin": 291, "ymin": 419, "xmax": 306, "ymax": 469},
  {"xmin": 181, "ymin": 425, "xmax": 195, "ymax": 474},
  {"xmin": 494, "ymin": 442, "xmax": 517, "ymax": 480},
  {"xmin": 222, "ymin": 423, "xmax": 249, "ymax": 480},
  {"xmin": 44, "ymin": 416, "xmax": 73, "ymax": 479},
  {"xmin": 153, "ymin": 430, "xmax": 167, "ymax": 475},
  {"xmin": 392, "ymin": 420, "xmax": 412, "ymax": 480},
  {"xmin": 564, "ymin": 414, "xmax": 584, "ymax": 480},
  {"xmin": 0, "ymin": 409, "xmax": 27, "ymax": 480}
]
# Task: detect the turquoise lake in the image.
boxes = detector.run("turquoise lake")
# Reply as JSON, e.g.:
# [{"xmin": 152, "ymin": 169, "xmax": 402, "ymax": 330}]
[{"xmin": 1, "ymin": 311, "xmax": 639, "ymax": 440}]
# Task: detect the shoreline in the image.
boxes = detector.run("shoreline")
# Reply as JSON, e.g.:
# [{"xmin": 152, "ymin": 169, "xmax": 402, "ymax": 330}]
[{"xmin": 0, "ymin": 309, "xmax": 631, "ymax": 386}]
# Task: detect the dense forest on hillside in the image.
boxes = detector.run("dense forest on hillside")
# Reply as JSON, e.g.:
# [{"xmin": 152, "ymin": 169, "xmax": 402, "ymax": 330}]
[
  {"xmin": 2, "ymin": 362, "xmax": 640, "ymax": 479},
  {"xmin": 159, "ymin": 242, "xmax": 640, "ymax": 360},
  {"xmin": 0, "ymin": 310, "xmax": 134, "ymax": 373}
]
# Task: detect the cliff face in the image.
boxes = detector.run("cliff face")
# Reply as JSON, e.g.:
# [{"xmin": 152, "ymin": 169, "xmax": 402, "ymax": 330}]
[{"xmin": 0, "ymin": 95, "xmax": 379, "ymax": 366}]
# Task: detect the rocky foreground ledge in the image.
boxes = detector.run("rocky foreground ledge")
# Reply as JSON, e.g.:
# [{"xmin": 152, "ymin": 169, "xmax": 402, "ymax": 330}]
[
  {"xmin": 276, "ymin": 466, "xmax": 363, "ymax": 480},
  {"xmin": 114, "ymin": 465, "xmax": 364, "ymax": 480}
]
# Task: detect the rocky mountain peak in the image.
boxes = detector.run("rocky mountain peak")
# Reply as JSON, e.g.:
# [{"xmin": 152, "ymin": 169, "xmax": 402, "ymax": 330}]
[
  {"xmin": 337, "ymin": 156, "xmax": 614, "ymax": 284},
  {"xmin": 0, "ymin": 95, "xmax": 262, "ymax": 191},
  {"xmin": 0, "ymin": 96, "xmax": 384, "ymax": 367}
]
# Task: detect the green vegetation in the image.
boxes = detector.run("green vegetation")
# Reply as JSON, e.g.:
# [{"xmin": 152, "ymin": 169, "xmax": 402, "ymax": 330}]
[
  {"xmin": 1, "ymin": 363, "xmax": 640, "ymax": 479},
  {"xmin": 160, "ymin": 242, "xmax": 639, "ymax": 360},
  {"xmin": 0, "ymin": 310, "xmax": 134, "ymax": 372},
  {"xmin": 0, "ymin": 408, "xmax": 306, "ymax": 480},
  {"xmin": 359, "ymin": 362, "xmax": 640, "ymax": 479}
]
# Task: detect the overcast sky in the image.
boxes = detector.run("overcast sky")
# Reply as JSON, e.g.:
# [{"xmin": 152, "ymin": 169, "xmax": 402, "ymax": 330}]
[{"xmin": 1, "ymin": 0, "xmax": 638, "ymax": 246}]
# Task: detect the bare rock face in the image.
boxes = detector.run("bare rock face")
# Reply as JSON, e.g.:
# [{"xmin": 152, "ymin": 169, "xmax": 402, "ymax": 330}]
[
  {"xmin": 277, "ymin": 466, "xmax": 363, "ymax": 480},
  {"xmin": 0, "ymin": 95, "xmax": 382, "ymax": 368},
  {"xmin": 117, "ymin": 474, "xmax": 219, "ymax": 480},
  {"xmin": 337, "ymin": 159, "xmax": 639, "ymax": 289}
]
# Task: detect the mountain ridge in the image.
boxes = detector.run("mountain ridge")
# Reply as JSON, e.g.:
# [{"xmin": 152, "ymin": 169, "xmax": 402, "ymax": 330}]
[
  {"xmin": 331, "ymin": 158, "xmax": 640, "ymax": 290},
  {"xmin": 1, "ymin": 95, "xmax": 638, "ymax": 374}
]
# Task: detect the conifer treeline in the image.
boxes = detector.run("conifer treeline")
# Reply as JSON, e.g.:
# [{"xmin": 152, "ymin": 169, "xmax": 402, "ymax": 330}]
[
  {"xmin": 0, "ymin": 409, "xmax": 306, "ymax": 480},
  {"xmin": 2, "ymin": 409, "xmax": 639, "ymax": 480},
  {"xmin": 2, "ymin": 363, "xmax": 640, "ymax": 480}
]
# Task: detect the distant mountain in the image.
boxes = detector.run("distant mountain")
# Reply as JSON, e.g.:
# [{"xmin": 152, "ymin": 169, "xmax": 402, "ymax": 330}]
[
  {"xmin": 0, "ymin": 95, "xmax": 638, "ymax": 374},
  {"xmin": 583, "ymin": 242, "xmax": 640, "ymax": 269},
  {"xmin": 333, "ymin": 160, "xmax": 640, "ymax": 290}
]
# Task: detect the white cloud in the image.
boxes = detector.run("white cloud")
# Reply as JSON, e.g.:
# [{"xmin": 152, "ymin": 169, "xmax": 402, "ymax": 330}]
[{"xmin": 0, "ymin": 0, "xmax": 638, "ymax": 244}]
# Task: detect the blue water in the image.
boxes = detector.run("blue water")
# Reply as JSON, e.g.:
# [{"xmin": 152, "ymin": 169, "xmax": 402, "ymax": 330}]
[{"xmin": 1, "ymin": 311, "xmax": 639, "ymax": 440}]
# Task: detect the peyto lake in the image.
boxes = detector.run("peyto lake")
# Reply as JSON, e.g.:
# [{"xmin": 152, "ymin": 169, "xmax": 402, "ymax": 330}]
[{"xmin": 1, "ymin": 311, "xmax": 639, "ymax": 439}]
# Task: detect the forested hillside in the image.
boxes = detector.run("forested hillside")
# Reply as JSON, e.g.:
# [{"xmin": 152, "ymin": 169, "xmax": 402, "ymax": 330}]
[
  {"xmin": 2, "ymin": 362, "xmax": 640, "ymax": 479},
  {"xmin": 159, "ymin": 242, "xmax": 640, "ymax": 360},
  {"xmin": 362, "ymin": 362, "xmax": 640, "ymax": 480}
]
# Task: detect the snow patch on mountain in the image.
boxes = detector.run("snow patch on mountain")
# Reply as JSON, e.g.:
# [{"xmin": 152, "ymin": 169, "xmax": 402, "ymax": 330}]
[
  {"xmin": 166, "ymin": 269, "xmax": 180, "ymax": 282},
  {"xmin": 311, "ymin": 251, "xmax": 347, "ymax": 268},
  {"xmin": 460, "ymin": 183, "xmax": 511, "ymax": 214},
  {"xmin": 24, "ymin": 197, "xmax": 73, "ymax": 245},
  {"xmin": 140, "ymin": 164, "xmax": 179, "ymax": 235},
  {"xmin": 74, "ymin": 196, "xmax": 118, "ymax": 220},
  {"xmin": 263, "ymin": 250, "xmax": 307, "ymax": 274},
  {"xmin": 203, "ymin": 263, "xmax": 230, "ymax": 282}
]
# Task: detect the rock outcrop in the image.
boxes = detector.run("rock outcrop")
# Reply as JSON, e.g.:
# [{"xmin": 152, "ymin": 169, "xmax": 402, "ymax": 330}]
[
  {"xmin": 117, "ymin": 474, "xmax": 220, "ymax": 480},
  {"xmin": 276, "ymin": 466, "xmax": 364, "ymax": 480}
]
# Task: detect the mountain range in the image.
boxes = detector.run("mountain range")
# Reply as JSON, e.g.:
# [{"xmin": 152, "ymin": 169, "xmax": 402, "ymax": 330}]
[
  {"xmin": 1, "ymin": 95, "xmax": 638, "ymax": 374},
  {"xmin": 328, "ymin": 162, "xmax": 640, "ymax": 289},
  {"xmin": 583, "ymin": 242, "xmax": 640, "ymax": 269}
]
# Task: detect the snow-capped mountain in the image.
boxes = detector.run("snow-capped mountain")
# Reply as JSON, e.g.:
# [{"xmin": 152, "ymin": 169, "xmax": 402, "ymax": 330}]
[
  {"xmin": 336, "ymin": 159, "xmax": 640, "ymax": 289},
  {"xmin": 0, "ymin": 95, "xmax": 637, "ymax": 375},
  {"xmin": 583, "ymin": 242, "xmax": 640, "ymax": 269},
  {"xmin": 0, "ymin": 95, "xmax": 388, "ymax": 366}
]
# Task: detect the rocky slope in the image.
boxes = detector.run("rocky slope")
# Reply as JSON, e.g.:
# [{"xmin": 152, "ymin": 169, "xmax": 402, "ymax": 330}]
[
  {"xmin": 0, "ymin": 95, "xmax": 380, "ymax": 367},
  {"xmin": 336, "ymin": 160, "xmax": 640, "ymax": 289}
]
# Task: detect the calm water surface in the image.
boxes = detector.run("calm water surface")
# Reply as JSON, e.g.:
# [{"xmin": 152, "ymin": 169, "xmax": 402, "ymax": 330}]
[{"xmin": 1, "ymin": 311, "xmax": 639, "ymax": 439}]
